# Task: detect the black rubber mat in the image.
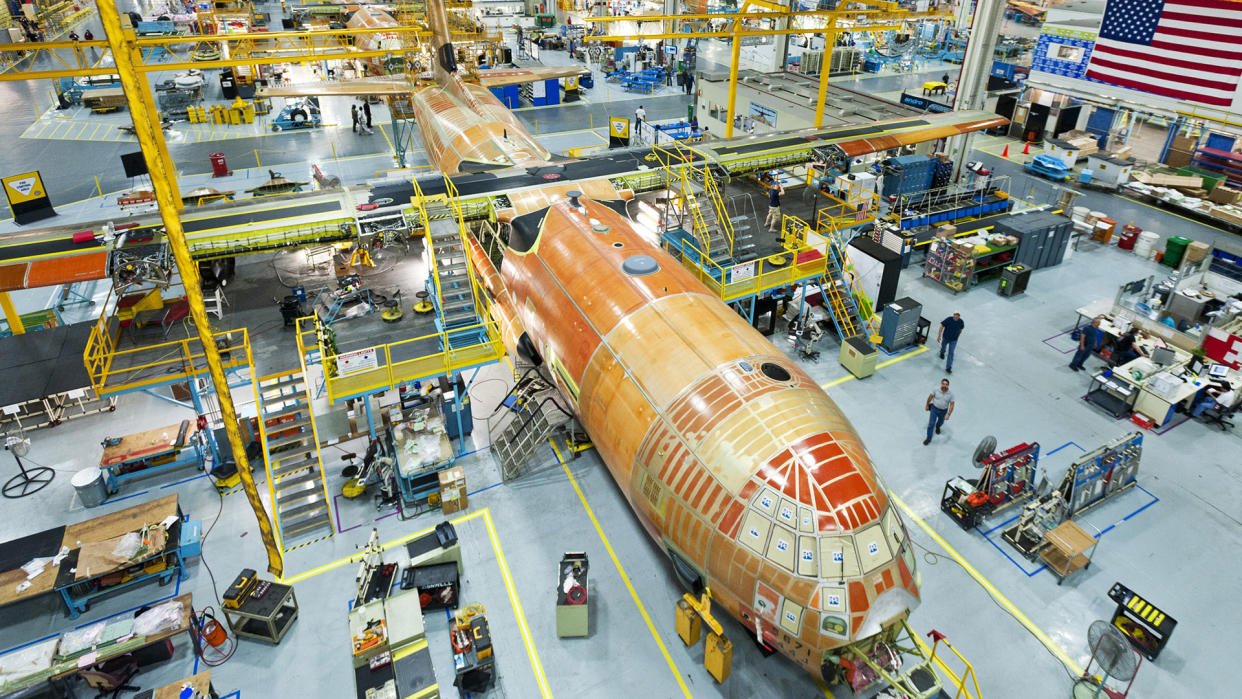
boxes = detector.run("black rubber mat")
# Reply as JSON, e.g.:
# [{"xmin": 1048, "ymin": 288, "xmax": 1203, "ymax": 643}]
[
  {"xmin": 0, "ymin": 321, "xmax": 100, "ymax": 404},
  {"xmin": 0, "ymin": 526, "xmax": 65, "ymax": 573},
  {"xmin": 181, "ymin": 200, "xmax": 343, "ymax": 233}
]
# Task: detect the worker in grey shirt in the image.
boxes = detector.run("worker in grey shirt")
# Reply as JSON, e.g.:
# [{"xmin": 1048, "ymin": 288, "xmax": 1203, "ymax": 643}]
[{"xmin": 924, "ymin": 378, "xmax": 954, "ymax": 445}]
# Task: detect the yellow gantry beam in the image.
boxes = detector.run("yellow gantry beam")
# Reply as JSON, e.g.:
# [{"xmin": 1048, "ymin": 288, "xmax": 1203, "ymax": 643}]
[
  {"xmin": 0, "ymin": 25, "xmax": 434, "ymax": 81},
  {"xmin": 96, "ymin": 0, "xmax": 285, "ymax": 577}
]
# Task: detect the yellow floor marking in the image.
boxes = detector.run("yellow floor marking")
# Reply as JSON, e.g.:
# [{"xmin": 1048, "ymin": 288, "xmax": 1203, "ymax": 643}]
[
  {"xmin": 820, "ymin": 345, "xmax": 928, "ymax": 389},
  {"xmin": 891, "ymin": 494, "xmax": 1083, "ymax": 676},
  {"xmin": 377, "ymin": 122, "xmax": 395, "ymax": 153},
  {"xmin": 550, "ymin": 438, "xmax": 692, "ymax": 699},
  {"xmin": 280, "ymin": 507, "xmax": 551, "ymax": 697},
  {"xmin": 814, "ymin": 677, "xmax": 836, "ymax": 698}
]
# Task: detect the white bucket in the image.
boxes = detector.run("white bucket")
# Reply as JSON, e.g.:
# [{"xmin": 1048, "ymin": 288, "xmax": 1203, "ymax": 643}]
[
  {"xmin": 1088, "ymin": 210, "xmax": 1106, "ymax": 225},
  {"xmin": 1072, "ymin": 206, "xmax": 1090, "ymax": 222},
  {"xmin": 1134, "ymin": 230, "xmax": 1159, "ymax": 259}
]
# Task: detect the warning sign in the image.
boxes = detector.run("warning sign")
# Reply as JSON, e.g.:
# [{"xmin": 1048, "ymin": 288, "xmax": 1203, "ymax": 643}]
[
  {"xmin": 2, "ymin": 170, "xmax": 56, "ymax": 224},
  {"xmin": 336, "ymin": 347, "xmax": 378, "ymax": 377},
  {"xmin": 609, "ymin": 117, "xmax": 630, "ymax": 148},
  {"xmin": 3, "ymin": 172, "xmax": 45, "ymax": 204}
]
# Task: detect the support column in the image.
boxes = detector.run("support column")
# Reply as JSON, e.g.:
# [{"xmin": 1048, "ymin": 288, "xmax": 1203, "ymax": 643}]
[
  {"xmin": 97, "ymin": 0, "xmax": 283, "ymax": 576},
  {"xmin": 725, "ymin": 18, "xmax": 742, "ymax": 137},
  {"xmin": 0, "ymin": 292, "xmax": 23, "ymax": 335},
  {"xmin": 814, "ymin": 23, "xmax": 837, "ymax": 129},
  {"xmin": 946, "ymin": 0, "xmax": 1005, "ymax": 178}
]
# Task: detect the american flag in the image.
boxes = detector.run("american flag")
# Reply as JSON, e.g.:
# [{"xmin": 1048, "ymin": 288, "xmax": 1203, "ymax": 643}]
[{"xmin": 1084, "ymin": 0, "xmax": 1242, "ymax": 108}]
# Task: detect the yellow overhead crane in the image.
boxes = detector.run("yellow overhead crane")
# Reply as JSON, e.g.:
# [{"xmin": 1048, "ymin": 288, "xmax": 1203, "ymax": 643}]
[{"xmin": 583, "ymin": 0, "xmax": 952, "ymax": 137}]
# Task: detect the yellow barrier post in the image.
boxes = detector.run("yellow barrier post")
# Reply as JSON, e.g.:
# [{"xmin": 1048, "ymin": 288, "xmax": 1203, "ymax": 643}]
[
  {"xmin": 0, "ymin": 292, "xmax": 25, "ymax": 335},
  {"xmin": 97, "ymin": 0, "xmax": 281, "ymax": 575}
]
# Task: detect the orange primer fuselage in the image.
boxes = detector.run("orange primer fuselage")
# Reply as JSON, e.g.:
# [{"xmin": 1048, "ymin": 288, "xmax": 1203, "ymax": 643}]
[
  {"xmin": 408, "ymin": 76, "xmax": 552, "ymax": 174},
  {"xmin": 466, "ymin": 198, "xmax": 922, "ymax": 679}
]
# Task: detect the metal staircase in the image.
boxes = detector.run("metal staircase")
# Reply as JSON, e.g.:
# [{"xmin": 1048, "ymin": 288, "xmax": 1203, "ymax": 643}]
[
  {"xmin": 488, "ymin": 377, "xmax": 569, "ymax": 482},
  {"xmin": 820, "ymin": 214, "xmax": 880, "ymax": 343},
  {"xmin": 255, "ymin": 369, "xmax": 333, "ymax": 543},
  {"xmin": 415, "ymin": 177, "xmax": 487, "ymax": 348}
]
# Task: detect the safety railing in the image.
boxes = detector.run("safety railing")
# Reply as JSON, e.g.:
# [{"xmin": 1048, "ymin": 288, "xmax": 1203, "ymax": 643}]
[
  {"xmin": 85, "ymin": 316, "xmax": 251, "ymax": 396},
  {"xmin": 814, "ymin": 178, "xmax": 880, "ymax": 232},
  {"xmin": 666, "ymin": 224, "xmax": 829, "ymax": 303},
  {"xmin": 444, "ymin": 175, "xmax": 485, "ymax": 326},
  {"xmin": 416, "ymin": 178, "xmax": 451, "ymax": 329},
  {"xmin": 814, "ymin": 196, "xmax": 879, "ymax": 341},
  {"xmin": 187, "ymin": 219, "xmax": 357, "ymax": 259},
  {"xmin": 652, "ymin": 141, "xmax": 734, "ymax": 258},
  {"xmin": 919, "ymin": 631, "xmax": 983, "ymax": 699},
  {"xmin": 306, "ymin": 314, "xmax": 505, "ymax": 404}
]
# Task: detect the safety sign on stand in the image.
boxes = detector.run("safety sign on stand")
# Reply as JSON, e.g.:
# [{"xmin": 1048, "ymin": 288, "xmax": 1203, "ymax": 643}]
[
  {"xmin": 609, "ymin": 117, "xmax": 630, "ymax": 148},
  {"xmin": 732, "ymin": 261, "xmax": 757, "ymax": 282},
  {"xmin": 2, "ymin": 170, "xmax": 57, "ymax": 224},
  {"xmin": 336, "ymin": 348, "xmax": 378, "ymax": 377}
]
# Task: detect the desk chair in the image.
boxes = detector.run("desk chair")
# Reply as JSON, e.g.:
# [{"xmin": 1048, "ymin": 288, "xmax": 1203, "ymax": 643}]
[
  {"xmin": 1200, "ymin": 402, "xmax": 1236, "ymax": 431},
  {"xmin": 79, "ymin": 656, "xmax": 140, "ymax": 698}
]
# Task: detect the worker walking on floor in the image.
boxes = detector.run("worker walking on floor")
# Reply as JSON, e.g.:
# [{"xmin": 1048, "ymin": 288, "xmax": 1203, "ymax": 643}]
[
  {"xmin": 937, "ymin": 312, "xmax": 964, "ymax": 373},
  {"xmin": 351, "ymin": 104, "xmax": 359, "ymax": 133},
  {"xmin": 635, "ymin": 104, "xmax": 646, "ymax": 137},
  {"xmin": 923, "ymin": 379, "xmax": 955, "ymax": 445},
  {"xmin": 363, "ymin": 100, "xmax": 372, "ymax": 129},
  {"xmin": 1069, "ymin": 317, "xmax": 1103, "ymax": 371},
  {"xmin": 763, "ymin": 174, "xmax": 785, "ymax": 231}
]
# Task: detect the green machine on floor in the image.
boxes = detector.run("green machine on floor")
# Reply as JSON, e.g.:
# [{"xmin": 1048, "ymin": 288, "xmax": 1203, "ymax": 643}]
[{"xmin": 556, "ymin": 552, "xmax": 589, "ymax": 637}]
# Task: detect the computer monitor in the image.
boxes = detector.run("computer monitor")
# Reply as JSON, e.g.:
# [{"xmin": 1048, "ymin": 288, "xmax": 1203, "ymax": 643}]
[
  {"xmin": 1190, "ymin": 357, "xmax": 1206, "ymax": 375},
  {"xmin": 1151, "ymin": 347, "xmax": 1175, "ymax": 366},
  {"xmin": 1210, "ymin": 364, "xmax": 1230, "ymax": 378}
]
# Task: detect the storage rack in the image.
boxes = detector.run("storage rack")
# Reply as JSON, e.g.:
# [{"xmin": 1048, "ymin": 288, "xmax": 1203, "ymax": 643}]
[
  {"xmin": 924, "ymin": 239, "xmax": 1017, "ymax": 293},
  {"xmin": 1191, "ymin": 146, "xmax": 1242, "ymax": 188}
]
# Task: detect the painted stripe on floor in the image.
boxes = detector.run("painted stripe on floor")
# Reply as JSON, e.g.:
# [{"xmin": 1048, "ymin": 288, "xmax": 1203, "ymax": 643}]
[
  {"xmin": 821, "ymin": 344, "xmax": 928, "ymax": 389},
  {"xmin": 550, "ymin": 438, "xmax": 692, "ymax": 698},
  {"xmin": 280, "ymin": 508, "xmax": 550, "ymax": 696},
  {"xmin": 891, "ymin": 493, "xmax": 1083, "ymax": 676}
]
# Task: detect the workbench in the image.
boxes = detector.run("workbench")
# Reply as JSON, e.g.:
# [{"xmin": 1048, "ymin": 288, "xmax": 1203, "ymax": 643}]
[
  {"xmin": 99, "ymin": 422, "xmax": 205, "ymax": 494},
  {"xmin": 134, "ymin": 669, "xmax": 218, "ymax": 699},
  {"xmin": 0, "ymin": 593, "xmax": 193, "ymax": 697},
  {"xmin": 392, "ymin": 405, "xmax": 454, "ymax": 505},
  {"xmin": 0, "ymin": 494, "xmax": 186, "ymax": 617}
]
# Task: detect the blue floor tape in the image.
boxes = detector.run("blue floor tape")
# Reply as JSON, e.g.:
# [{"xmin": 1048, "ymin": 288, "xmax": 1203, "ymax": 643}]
[{"xmin": 974, "ymin": 483, "xmax": 1159, "ymax": 577}]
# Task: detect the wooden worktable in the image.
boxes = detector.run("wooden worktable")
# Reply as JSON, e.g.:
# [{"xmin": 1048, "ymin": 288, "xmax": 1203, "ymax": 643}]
[
  {"xmin": 0, "ymin": 494, "xmax": 179, "ymax": 608},
  {"xmin": 100, "ymin": 423, "xmax": 197, "ymax": 467},
  {"xmin": 142, "ymin": 669, "xmax": 214, "ymax": 699}
]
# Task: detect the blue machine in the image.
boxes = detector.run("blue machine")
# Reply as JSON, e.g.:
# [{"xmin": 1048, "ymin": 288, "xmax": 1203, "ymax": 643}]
[
  {"xmin": 1025, "ymin": 154, "xmax": 1073, "ymax": 181},
  {"xmin": 57, "ymin": 76, "xmax": 122, "ymax": 105},
  {"xmin": 271, "ymin": 97, "xmax": 322, "ymax": 132},
  {"xmin": 136, "ymin": 19, "xmax": 175, "ymax": 35},
  {"xmin": 489, "ymin": 84, "xmax": 520, "ymax": 109}
]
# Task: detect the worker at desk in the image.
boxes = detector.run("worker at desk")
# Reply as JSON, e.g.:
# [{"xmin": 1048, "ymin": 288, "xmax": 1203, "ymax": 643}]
[
  {"xmin": 1112, "ymin": 327, "xmax": 1148, "ymax": 366},
  {"xmin": 1191, "ymin": 383, "xmax": 1238, "ymax": 417}
]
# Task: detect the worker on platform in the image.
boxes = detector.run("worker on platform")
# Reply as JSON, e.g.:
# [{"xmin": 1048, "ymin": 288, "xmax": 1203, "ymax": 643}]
[{"xmin": 763, "ymin": 174, "xmax": 785, "ymax": 232}]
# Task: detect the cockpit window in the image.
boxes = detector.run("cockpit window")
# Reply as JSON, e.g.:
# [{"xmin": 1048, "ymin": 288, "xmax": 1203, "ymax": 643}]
[
  {"xmin": 819, "ymin": 535, "xmax": 860, "ymax": 578},
  {"xmin": 855, "ymin": 523, "xmax": 894, "ymax": 575}
]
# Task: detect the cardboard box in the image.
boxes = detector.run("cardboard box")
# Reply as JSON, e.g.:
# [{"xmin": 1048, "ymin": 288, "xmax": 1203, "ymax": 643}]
[
  {"xmin": 1147, "ymin": 174, "xmax": 1203, "ymax": 188},
  {"xmin": 438, "ymin": 466, "xmax": 467, "ymax": 514},
  {"xmin": 1211, "ymin": 206, "xmax": 1242, "ymax": 227},
  {"xmin": 1209, "ymin": 185, "xmax": 1241, "ymax": 205},
  {"xmin": 936, "ymin": 224, "xmax": 957, "ymax": 239},
  {"xmin": 1185, "ymin": 241, "xmax": 1210, "ymax": 262}
]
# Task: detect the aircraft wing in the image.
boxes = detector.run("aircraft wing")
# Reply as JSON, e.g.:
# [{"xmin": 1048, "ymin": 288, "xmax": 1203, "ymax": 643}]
[
  {"xmin": 257, "ymin": 78, "xmax": 413, "ymax": 98},
  {"xmin": 693, "ymin": 109, "xmax": 1009, "ymax": 174},
  {"xmin": 475, "ymin": 66, "xmax": 585, "ymax": 88}
]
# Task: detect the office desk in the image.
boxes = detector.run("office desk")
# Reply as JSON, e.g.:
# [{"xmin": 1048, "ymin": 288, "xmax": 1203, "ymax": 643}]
[
  {"xmin": 0, "ymin": 594, "xmax": 193, "ymax": 697},
  {"xmin": 1074, "ymin": 299, "xmax": 1114, "ymax": 329},
  {"xmin": 100, "ymin": 422, "xmax": 204, "ymax": 495},
  {"xmin": 136, "ymin": 669, "xmax": 218, "ymax": 699},
  {"xmin": 1102, "ymin": 356, "xmax": 1201, "ymax": 426},
  {"xmin": 0, "ymin": 494, "xmax": 185, "ymax": 617}
]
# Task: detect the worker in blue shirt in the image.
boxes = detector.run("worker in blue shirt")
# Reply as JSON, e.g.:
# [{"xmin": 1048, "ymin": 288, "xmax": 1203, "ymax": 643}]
[
  {"xmin": 937, "ymin": 312, "xmax": 964, "ymax": 373},
  {"xmin": 1069, "ymin": 317, "xmax": 1103, "ymax": 371},
  {"xmin": 763, "ymin": 174, "xmax": 785, "ymax": 232}
]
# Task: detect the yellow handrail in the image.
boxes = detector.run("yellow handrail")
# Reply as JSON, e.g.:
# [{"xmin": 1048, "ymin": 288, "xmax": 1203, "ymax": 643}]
[
  {"xmin": 413, "ymin": 176, "xmax": 449, "ymax": 326},
  {"xmin": 444, "ymin": 175, "xmax": 485, "ymax": 323},
  {"xmin": 921, "ymin": 632, "xmax": 983, "ymax": 699}
]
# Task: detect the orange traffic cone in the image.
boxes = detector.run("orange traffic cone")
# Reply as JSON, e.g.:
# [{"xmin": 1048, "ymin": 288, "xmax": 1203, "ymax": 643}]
[
  {"xmin": 1022, "ymin": 141, "xmax": 1031, "ymax": 154},
  {"xmin": 1001, "ymin": 144, "xmax": 1009, "ymax": 157}
]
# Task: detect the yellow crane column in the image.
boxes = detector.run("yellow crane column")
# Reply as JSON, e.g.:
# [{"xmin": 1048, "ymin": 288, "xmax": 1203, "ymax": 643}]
[
  {"xmin": 97, "ymin": 0, "xmax": 283, "ymax": 576},
  {"xmin": 814, "ymin": 22, "xmax": 837, "ymax": 129},
  {"xmin": 724, "ymin": 17, "xmax": 742, "ymax": 138}
]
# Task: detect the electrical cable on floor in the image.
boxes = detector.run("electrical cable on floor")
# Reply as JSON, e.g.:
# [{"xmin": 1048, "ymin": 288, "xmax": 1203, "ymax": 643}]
[
  {"xmin": 906, "ymin": 534, "xmax": 1079, "ymax": 681},
  {"xmin": 188, "ymin": 483, "xmax": 238, "ymax": 665}
]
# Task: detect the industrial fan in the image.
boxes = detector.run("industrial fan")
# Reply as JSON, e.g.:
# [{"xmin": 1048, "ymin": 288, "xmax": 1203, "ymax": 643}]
[
  {"xmin": 3, "ymin": 430, "xmax": 54, "ymax": 499},
  {"xmin": 1073, "ymin": 620, "xmax": 1141, "ymax": 698}
]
